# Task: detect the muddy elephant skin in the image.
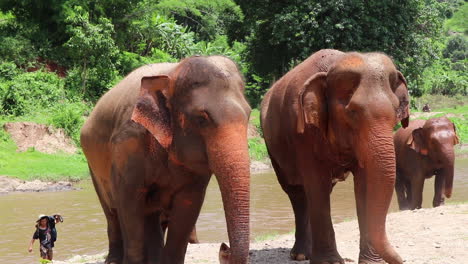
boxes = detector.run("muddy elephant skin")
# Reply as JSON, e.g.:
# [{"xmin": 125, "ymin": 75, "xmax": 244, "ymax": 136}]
[
  {"xmin": 261, "ymin": 49, "xmax": 409, "ymax": 264},
  {"xmin": 81, "ymin": 56, "xmax": 251, "ymax": 264},
  {"xmin": 394, "ymin": 117, "xmax": 459, "ymax": 210}
]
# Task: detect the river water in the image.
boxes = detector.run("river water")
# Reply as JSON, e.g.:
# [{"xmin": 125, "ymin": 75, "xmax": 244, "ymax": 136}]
[{"xmin": 2, "ymin": 158, "xmax": 467, "ymax": 263}]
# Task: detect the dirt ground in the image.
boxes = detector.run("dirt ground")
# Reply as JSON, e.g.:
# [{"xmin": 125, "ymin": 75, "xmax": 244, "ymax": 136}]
[
  {"xmin": 54, "ymin": 203, "xmax": 468, "ymax": 264},
  {"xmin": 3, "ymin": 122, "xmax": 77, "ymax": 154}
]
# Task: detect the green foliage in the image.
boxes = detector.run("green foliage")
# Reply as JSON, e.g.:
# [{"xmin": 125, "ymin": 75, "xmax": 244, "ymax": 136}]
[
  {"xmin": 235, "ymin": 0, "xmax": 447, "ymax": 96},
  {"xmin": 47, "ymin": 102, "xmax": 90, "ymax": 146},
  {"xmin": 444, "ymin": 1, "xmax": 468, "ymax": 34},
  {"xmin": 0, "ymin": 11, "xmax": 38, "ymax": 66},
  {"xmin": 0, "ymin": 61, "xmax": 21, "ymax": 80},
  {"xmin": 130, "ymin": 13, "xmax": 196, "ymax": 59},
  {"xmin": 64, "ymin": 5, "xmax": 119, "ymax": 100},
  {"xmin": 149, "ymin": 0, "xmax": 243, "ymax": 41},
  {"xmin": 443, "ymin": 35, "xmax": 468, "ymax": 62},
  {"xmin": 245, "ymin": 74, "xmax": 269, "ymax": 108},
  {"xmin": 248, "ymin": 137, "xmax": 268, "ymax": 161},
  {"xmin": 421, "ymin": 58, "xmax": 467, "ymax": 96},
  {"xmin": 0, "ymin": 71, "xmax": 65, "ymax": 116}
]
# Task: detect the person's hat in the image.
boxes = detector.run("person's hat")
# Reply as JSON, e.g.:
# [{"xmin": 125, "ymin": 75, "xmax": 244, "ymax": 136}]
[{"xmin": 36, "ymin": 214, "xmax": 48, "ymax": 223}]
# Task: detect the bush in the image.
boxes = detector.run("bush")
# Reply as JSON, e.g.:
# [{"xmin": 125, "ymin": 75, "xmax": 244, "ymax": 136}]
[
  {"xmin": 443, "ymin": 35, "xmax": 468, "ymax": 62},
  {"xmin": 421, "ymin": 58, "xmax": 467, "ymax": 96},
  {"xmin": 117, "ymin": 51, "xmax": 154, "ymax": 76},
  {"xmin": 1, "ymin": 71, "xmax": 65, "ymax": 116},
  {"xmin": 0, "ymin": 61, "xmax": 21, "ymax": 80},
  {"xmin": 47, "ymin": 102, "xmax": 90, "ymax": 146}
]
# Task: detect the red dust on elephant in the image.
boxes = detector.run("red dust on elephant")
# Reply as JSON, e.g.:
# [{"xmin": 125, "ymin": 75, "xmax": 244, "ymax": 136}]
[
  {"xmin": 81, "ymin": 56, "xmax": 251, "ymax": 264},
  {"xmin": 261, "ymin": 49, "xmax": 409, "ymax": 264}
]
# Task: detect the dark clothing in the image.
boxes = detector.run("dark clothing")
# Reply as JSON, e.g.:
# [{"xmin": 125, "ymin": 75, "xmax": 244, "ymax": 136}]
[
  {"xmin": 33, "ymin": 226, "xmax": 53, "ymax": 249},
  {"xmin": 33, "ymin": 216, "xmax": 57, "ymax": 248}
]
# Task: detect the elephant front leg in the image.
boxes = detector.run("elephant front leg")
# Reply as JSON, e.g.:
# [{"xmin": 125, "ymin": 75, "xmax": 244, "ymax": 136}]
[
  {"xmin": 409, "ymin": 175, "xmax": 425, "ymax": 210},
  {"xmin": 105, "ymin": 211, "xmax": 124, "ymax": 264},
  {"xmin": 433, "ymin": 173, "xmax": 445, "ymax": 207},
  {"xmin": 112, "ymin": 162, "xmax": 147, "ymax": 264},
  {"xmin": 302, "ymin": 164, "xmax": 343, "ymax": 264},
  {"xmin": 285, "ymin": 185, "xmax": 312, "ymax": 261},
  {"xmin": 145, "ymin": 212, "xmax": 164, "ymax": 264},
  {"xmin": 161, "ymin": 183, "xmax": 208, "ymax": 264},
  {"xmin": 354, "ymin": 173, "xmax": 385, "ymax": 264}
]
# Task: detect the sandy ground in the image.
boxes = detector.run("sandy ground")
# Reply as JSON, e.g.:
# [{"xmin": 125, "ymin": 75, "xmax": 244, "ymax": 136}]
[{"xmin": 54, "ymin": 203, "xmax": 468, "ymax": 264}]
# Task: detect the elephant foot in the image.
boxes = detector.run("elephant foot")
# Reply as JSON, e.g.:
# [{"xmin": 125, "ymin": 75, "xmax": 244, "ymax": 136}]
[
  {"xmin": 105, "ymin": 251, "xmax": 123, "ymax": 264},
  {"xmin": 290, "ymin": 241, "xmax": 311, "ymax": 260},
  {"xmin": 358, "ymin": 247, "xmax": 385, "ymax": 264},
  {"xmin": 105, "ymin": 257, "xmax": 122, "ymax": 264}
]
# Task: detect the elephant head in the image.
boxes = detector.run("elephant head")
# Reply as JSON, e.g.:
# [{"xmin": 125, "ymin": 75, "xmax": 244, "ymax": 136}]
[
  {"xmin": 406, "ymin": 116, "xmax": 459, "ymax": 200},
  {"xmin": 297, "ymin": 52, "xmax": 409, "ymax": 263},
  {"xmin": 131, "ymin": 56, "xmax": 251, "ymax": 263}
]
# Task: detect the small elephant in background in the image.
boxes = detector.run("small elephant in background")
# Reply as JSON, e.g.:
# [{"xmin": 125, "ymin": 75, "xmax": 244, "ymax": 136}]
[{"xmin": 394, "ymin": 117, "xmax": 459, "ymax": 210}]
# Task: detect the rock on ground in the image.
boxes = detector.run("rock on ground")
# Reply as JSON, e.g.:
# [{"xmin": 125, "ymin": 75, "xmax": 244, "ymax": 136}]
[
  {"xmin": 0, "ymin": 176, "xmax": 74, "ymax": 193},
  {"xmin": 56, "ymin": 203, "xmax": 468, "ymax": 264}
]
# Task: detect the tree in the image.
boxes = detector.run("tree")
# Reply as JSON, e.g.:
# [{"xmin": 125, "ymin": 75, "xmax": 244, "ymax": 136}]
[
  {"xmin": 234, "ymin": 0, "xmax": 447, "ymax": 96},
  {"xmin": 64, "ymin": 6, "xmax": 119, "ymax": 100}
]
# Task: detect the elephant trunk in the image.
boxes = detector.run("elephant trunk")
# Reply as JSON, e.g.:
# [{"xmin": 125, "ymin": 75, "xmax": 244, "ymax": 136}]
[
  {"xmin": 440, "ymin": 146, "xmax": 455, "ymax": 199},
  {"xmin": 360, "ymin": 126, "xmax": 403, "ymax": 264},
  {"xmin": 206, "ymin": 123, "xmax": 250, "ymax": 264}
]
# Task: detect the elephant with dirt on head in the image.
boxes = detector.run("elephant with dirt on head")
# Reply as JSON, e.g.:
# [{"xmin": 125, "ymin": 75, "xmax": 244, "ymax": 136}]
[
  {"xmin": 80, "ymin": 56, "xmax": 251, "ymax": 264},
  {"xmin": 394, "ymin": 117, "xmax": 459, "ymax": 210},
  {"xmin": 261, "ymin": 49, "xmax": 409, "ymax": 264}
]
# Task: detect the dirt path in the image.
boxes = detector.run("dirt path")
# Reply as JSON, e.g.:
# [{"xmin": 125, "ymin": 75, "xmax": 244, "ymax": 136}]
[{"xmin": 55, "ymin": 203, "xmax": 468, "ymax": 264}]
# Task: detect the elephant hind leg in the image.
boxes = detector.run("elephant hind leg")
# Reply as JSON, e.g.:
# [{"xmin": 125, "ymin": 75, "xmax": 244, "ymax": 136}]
[
  {"xmin": 89, "ymin": 170, "xmax": 123, "ymax": 264},
  {"xmin": 271, "ymin": 158, "xmax": 311, "ymax": 260},
  {"xmin": 395, "ymin": 174, "xmax": 409, "ymax": 210}
]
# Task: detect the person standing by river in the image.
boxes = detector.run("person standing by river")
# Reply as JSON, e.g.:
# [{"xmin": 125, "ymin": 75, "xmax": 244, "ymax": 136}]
[{"xmin": 28, "ymin": 214, "xmax": 63, "ymax": 261}]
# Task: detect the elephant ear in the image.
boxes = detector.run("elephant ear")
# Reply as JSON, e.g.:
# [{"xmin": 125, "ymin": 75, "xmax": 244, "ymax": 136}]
[
  {"xmin": 131, "ymin": 75, "xmax": 173, "ymax": 149},
  {"xmin": 406, "ymin": 127, "xmax": 428, "ymax": 155},
  {"xmin": 297, "ymin": 72, "xmax": 328, "ymax": 134},
  {"xmin": 394, "ymin": 71, "xmax": 410, "ymax": 128}
]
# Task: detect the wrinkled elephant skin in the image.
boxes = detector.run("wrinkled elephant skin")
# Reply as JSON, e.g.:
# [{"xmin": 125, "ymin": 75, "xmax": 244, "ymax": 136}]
[
  {"xmin": 81, "ymin": 56, "xmax": 251, "ymax": 264},
  {"xmin": 261, "ymin": 49, "xmax": 408, "ymax": 264}
]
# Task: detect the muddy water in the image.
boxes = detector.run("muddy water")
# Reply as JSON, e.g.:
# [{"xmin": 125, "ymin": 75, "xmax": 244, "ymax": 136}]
[{"xmin": 2, "ymin": 158, "xmax": 467, "ymax": 263}]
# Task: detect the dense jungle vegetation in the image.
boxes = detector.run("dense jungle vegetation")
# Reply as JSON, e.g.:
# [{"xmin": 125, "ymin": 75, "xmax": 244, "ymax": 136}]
[{"xmin": 0, "ymin": 0, "xmax": 466, "ymax": 180}]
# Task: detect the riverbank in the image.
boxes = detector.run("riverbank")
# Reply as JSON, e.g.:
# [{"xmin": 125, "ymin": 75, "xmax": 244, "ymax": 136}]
[
  {"xmin": 0, "ymin": 160, "xmax": 272, "ymax": 193},
  {"xmin": 53, "ymin": 203, "xmax": 468, "ymax": 264},
  {"xmin": 0, "ymin": 175, "xmax": 74, "ymax": 193}
]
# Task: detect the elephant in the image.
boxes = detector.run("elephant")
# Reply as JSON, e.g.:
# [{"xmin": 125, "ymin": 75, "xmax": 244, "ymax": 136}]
[
  {"xmin": 394, "ymin": 117, "xmax": 459, "ymax": 210},
  {"xmin": 80, "ymin": 56, "xmax": 251, "ymax": 264},
  {"xmin": 261, "ymin": 49, "xmax": 409, "ymax": 264}
]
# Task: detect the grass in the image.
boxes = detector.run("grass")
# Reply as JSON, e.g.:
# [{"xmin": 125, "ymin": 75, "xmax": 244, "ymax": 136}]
[
  {"xmin": 248, "ymin": 137, "xmax": 269, "ymax": 161},
  {"xmin": 0, "ymin": 137, "xmax": 89, "ymax": 181},
  {"xmin": 254, "ymin": 231, "xmax": 281, "ymax": 242}
]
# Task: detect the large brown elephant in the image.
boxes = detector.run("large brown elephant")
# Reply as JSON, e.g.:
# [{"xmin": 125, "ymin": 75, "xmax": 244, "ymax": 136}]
[
  {"xmin": 261, "ymin": 49, "xmax": 409, "ymax": 264},
  {"xmin": 394, "ymin": 117, "xmax": 459, "ymax": 210},
  {"xmin": 81, "ymin": 56, "xmax": 251, "ymax": 264}
]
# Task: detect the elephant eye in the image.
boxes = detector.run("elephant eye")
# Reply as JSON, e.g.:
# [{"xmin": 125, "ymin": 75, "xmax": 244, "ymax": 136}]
[{"xmin": 193, "ymin": 110, "xmax": 211, "ymax": 127}]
